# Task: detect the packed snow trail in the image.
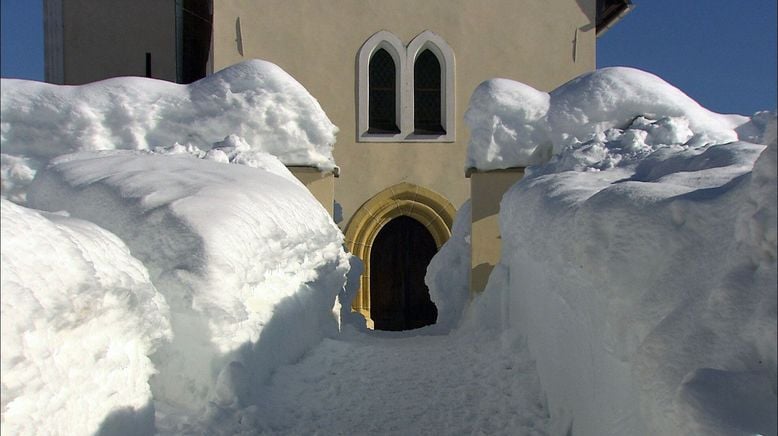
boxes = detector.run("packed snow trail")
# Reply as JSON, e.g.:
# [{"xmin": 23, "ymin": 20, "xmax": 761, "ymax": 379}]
[{"xmin": 183, "ymin": 327, "xmax": 549, "ymax": 435}]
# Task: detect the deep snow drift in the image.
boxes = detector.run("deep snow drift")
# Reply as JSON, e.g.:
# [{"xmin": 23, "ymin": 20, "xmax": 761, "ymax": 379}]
[
  {"xmin": 25, "ymin": 150, "xmax": 350, "ymax": 431},
  {"xmin": 465, "ymin": 68, "xmax": 758, "ymax": 171},
  {"xmin": 1, "ymin": 59, "xmax": 338, "ymax": 203},
  {"xmin": 1, "ymin": 199, "xmax": 171, "ymax": 435},
  {"xmin": 466, "ymin": 67, "xmax": 777, "ymax": 436},
  {"xmin": 1, "ymin": 61, "xmax": 349, "ymax": 434},
  {"xmin": 425, "ymin": 200, "xmax": 472, "ymax": 333},
  {"xmin": 3, "ymin": 57, "xmax": 776, "ymax": 435}
]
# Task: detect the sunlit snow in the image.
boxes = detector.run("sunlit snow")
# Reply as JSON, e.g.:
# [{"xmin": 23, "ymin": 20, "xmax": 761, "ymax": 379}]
[
  {"xmin": 1, "ymin": 61, "xmax": 775, "ymax": 436},
  {"xmin": 466, "ymin": 67, "xmax": 777, "ymax": 436},
  {"xmin": 0, "ymin": 59, "xmax": 338, "ymax": 203}
]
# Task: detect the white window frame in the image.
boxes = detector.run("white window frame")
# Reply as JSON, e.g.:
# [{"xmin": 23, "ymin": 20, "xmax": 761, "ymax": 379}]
[
  {"xmin": 406, "ymin": 31, "xmax": 456, "ymax": 142},
  {"xmin": 357, "ymin": 30, "xmax": 455, "ymax": 143},
  {"xmin": 357, "ymin": 31, "xmax": 406, "ymax": 142}
]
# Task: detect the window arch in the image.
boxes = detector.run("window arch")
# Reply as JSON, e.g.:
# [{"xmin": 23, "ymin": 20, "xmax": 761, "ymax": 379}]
[{"xmin": 357, "ymin": 30, "xmax": 455, "ymax": 142}]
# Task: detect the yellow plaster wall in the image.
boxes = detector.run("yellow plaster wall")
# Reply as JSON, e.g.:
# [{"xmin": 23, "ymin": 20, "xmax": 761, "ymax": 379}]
[
  {"xmin": 469, "ymin": 168, "xmax": 525, "ymax": 293},
  {"xmin": 212, "ymin": 0, "xmax": 597, "ymax": 231},
  {"xmin": 289, "ymin": 167, "xmax": 336, "ymax": 217}
]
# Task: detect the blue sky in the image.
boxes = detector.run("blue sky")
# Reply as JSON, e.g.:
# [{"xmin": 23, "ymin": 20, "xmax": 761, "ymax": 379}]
[
  {"xmin": 1, "ymin": 0, "xmax": 776, "ymax": 115},
  {"xmin": 596, "ymin": 0, "xmax": 777, "ymax": 115}
]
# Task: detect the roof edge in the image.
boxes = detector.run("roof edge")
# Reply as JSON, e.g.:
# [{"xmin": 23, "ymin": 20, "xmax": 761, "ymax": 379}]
[{"xmin": 596, "ymin": 0, "xmax": 634, "ymax": 37}]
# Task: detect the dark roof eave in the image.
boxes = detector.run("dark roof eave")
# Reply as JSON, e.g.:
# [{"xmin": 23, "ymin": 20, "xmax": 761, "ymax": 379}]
[{"xmin": 596, "ymin": 0, "xmax": 634, "ymax": 37}]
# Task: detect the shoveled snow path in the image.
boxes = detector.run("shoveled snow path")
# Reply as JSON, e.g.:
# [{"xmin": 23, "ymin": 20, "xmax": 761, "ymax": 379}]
[{"xmin": 246, "ymin": 328, "xmax": 549, "ymax": 435}]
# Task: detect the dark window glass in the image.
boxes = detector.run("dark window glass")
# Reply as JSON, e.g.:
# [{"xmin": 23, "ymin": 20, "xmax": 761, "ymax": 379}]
[
  {"xmin": 414, "ymin": 50, "xmax": 444, "ymax": 135},
  {"xmin": 368, "ymin": 49, "xmax": 400, "ymax": 134}
]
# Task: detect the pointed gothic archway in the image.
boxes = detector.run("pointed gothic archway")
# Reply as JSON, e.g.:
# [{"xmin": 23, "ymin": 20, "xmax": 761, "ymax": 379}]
[
  {"xmin": 344, "ymin": 183, "xmax": 455, "ymax": 329},
  {"xmin": 370, "ymin": 215, "xmax": 439, "ymax": 330}
]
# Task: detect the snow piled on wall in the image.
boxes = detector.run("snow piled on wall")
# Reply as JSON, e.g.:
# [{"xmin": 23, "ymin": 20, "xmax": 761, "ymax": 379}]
[
  {"xmin": 1, "ymin": 59, "xmax": 338, "ymax": 202},
  {"xmin": 465, "ymin": 79, "xmax": 551, "ymax": 169},
  {"xmin": 1, "ymin": 61, "xmax": 349, "ymax": 433},
  {"xmin": 1, "ymin": 199, "xmax": 171, "ymax": 435},
  {"xmin": 25, "ymin": 151, "xmax": 350, "ymax": 429},
  {"xmin": 425, "ymin": 200, "xmax": 472, "ymax": 333},
  {"xmin": 465, "ymin": 67, "xmax": 777, "ymax": 436},
  {"xmin": 466, "ymin": 67, "xmax": 752, "ymax": 171}
]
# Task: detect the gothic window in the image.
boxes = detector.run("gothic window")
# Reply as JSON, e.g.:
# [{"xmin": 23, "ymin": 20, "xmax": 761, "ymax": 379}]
[
  {"xmin": 413, "ymin": 50, "xmax": 444, "ymax": 135},
  {"xmin": 368, "ymin": 49, "xmax": 400, "ymax": 134},
  {"xmin": 357, "ymin": 30, "xmax": 454, "ymax": 142}
]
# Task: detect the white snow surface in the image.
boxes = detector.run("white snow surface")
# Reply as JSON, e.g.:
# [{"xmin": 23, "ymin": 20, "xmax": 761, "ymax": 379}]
[
  {"xmin": 465, "ymin": 79, "xmax": 552, "ymax": 169},
  {"xmin": 466, "ymin": 67, "xmax": 753, "ymax": 170},
  {"xmin": 1, "ymin": 59, "xmax": 337, "ymax": 202},
  {"xmin": 425, "ymin": 200, "xmax": 472, "ymax": 333},
  {"xmin": 466, "ymin": 67, "xmax": 777, "ymax": 435},
  {"xmin": 205, "ymin": 328, "xmax": 548, "ymax": 436},
  {"xmin": 1, "ymin": 199, "xmax": 171, "ymax": 436},
  {"xmin": 3, "ymin": 61, "xmax": 776, "ymax": 436},
  {"xmin": 23, "ymin": 150, "xmax": 350, "ymax": 430},
  {"xmin": 0, "ymin": 60, "xmax": 352, "ymax": 434}
]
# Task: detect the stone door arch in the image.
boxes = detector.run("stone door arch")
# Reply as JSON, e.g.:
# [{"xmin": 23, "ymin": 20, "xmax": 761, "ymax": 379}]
[{"xmin": 344, "ymin": 182, "xmax": 455, "ymax": 328}]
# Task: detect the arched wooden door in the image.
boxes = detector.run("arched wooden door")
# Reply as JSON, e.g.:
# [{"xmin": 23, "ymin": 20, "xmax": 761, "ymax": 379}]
[{"xmin": 370, "ymin": 216, "xmax": 438, "ymax": 331}]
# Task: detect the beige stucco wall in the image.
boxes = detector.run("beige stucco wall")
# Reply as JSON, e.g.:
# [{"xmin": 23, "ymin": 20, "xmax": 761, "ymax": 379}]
[
  {"xmin": 42, "ymin": 0, "xmax": 601, "ymax": 327},
  {"xmin": 211, "ymin": 0, "xmax": 597, "ymax": 232},
  {"xmin": 45, "ymin": 1, "xmax": 597, "ymax": 228},
  {"xmin": 58, "ymin": 0, "xmax": 177, "ymax": 84},
  {"xmin": 469, "ymin": 168, "xmax": 525, "ymax": 293},
  {"xmin": 289, "ymin": 167, "xmax": 336, "ymax": 217}
]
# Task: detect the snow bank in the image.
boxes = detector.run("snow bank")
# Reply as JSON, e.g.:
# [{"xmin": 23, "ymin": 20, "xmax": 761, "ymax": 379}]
[
  {"xmin": 1, "ymin": 59, "xmax": 338, "ymax": 201},
  {"xmin": 465, "ymin": 67, "xmax": 777, "ymax": 435},
  {"xmin": 546, "ymin": 68, "xmax": 745, "ymax": 152},
  {"xmin": 425, "ymin": 200, "xmax": 472, "ymax": 333},
  {"xmin": 465, "ymin": 79, "xmax": 551, "ymax": 169},
  {"xmin": 466, "ymin": 68, "xmax": 750, "ymax": 171},
  {"xmin": 2, "ymin": 59, "xmax": 348, "ymax": 432},
  {"xmin": 26, "ymin": 151, "xmax": 350, "ymax": 428},
  {"xmin": 1, "ymin": 199, "xmax": 171, "ymax": 435}
]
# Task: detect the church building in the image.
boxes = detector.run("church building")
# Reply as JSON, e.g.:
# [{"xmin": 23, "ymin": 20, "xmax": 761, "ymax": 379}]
[{"xmin": 43, "ymin": 0, "xmax": 631, "ymax": 330}]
